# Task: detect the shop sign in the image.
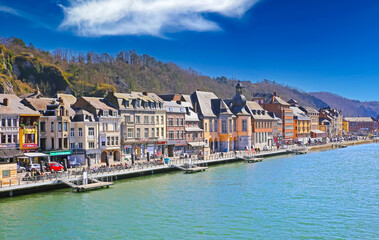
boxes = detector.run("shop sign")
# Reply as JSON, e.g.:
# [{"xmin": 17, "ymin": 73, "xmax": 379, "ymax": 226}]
[
  {"xmin": 0, "ymin": 144, "xmax": 17, "ymax": 148},
  {"xmin": 50, "ymin": 150, "xmax": 72, "ymax": 156},
  {"xmin": 22, "ymin": 143, "xmax": 38, "ymax": 149},
  {"xmin": 138, "ymin": 138, "xmax": 149, "ymax": 142},
  {"xmin": 167, "ymin": 140, "xmax": 187, "ymax": 146},
  {"xmin": 157, "ymin": 141, "xmax": 167, "ymax": 145}
]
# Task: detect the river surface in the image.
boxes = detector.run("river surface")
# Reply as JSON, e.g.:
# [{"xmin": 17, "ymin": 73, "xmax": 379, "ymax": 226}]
[{"xmin": 1, "ymin": 144, "xmax": 378, "ymax": 239}]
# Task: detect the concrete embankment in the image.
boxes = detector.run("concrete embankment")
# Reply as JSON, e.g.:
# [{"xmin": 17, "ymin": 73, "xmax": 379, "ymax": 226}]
[
  {"xmin": 1, "ymin": 140, "xmax": 378, "ymax": 198},
  {"xmin": 309, "ymin": 139, "xmax": 378, "ymax": 151}
]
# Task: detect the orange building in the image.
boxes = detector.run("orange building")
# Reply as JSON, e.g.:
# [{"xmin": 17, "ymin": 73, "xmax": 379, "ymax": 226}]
[{"xmin": 253, "ymin": 93, "xmax": 294, "ymax": 143}]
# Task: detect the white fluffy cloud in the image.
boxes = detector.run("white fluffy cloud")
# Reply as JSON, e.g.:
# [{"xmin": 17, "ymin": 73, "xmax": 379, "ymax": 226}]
[{"xmin": 59, "ymin": 0, "xmax": 259, "ymax": 36}]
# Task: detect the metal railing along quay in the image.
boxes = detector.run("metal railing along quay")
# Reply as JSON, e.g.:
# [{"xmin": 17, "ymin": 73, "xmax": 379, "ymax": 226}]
[{"xmin": 0, "ymin": 147, "xmax": 299, "ymax": 192}]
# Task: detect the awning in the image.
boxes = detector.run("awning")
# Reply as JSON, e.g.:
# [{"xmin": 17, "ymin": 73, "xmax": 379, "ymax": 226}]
[
  {"xmin": 311, "ymin": 130, "xmax": 325, "ymax": 134},
  {"xmin": 24, "ymin": 152, "xmax": 49, "ymax": 158},
  {"xmin": 188, "ymin": 142, "xmax": 206, "ymax": 147},
  {"xmin": 0, "ymin": 149, "xmax": 24, "ymax": 159}
]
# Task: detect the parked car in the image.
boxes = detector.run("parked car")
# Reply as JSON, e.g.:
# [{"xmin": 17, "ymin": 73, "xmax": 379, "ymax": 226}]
[
  {"xmin": 47, "ymin": 162, "xmax": 64, "ymax": 172},
  {"xmin": 27, "ymin": 164, "xmax": 42, "ymax": 172},
  {"xmin": 17, "ymin": 165, "xmax": 26, "ymax": 173},
  {"xmin": 68, "ymin": 159, "xmax": 81, "ymax": 168}
]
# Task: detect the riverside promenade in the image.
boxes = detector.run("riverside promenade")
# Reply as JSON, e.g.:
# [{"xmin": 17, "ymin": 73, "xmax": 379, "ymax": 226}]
[{"xmin": 1, "ymin": 140, "xmax": 377, "ymax": 197}]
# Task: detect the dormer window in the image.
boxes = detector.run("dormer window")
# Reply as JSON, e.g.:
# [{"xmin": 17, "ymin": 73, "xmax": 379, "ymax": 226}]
[
  {"xmin": 124, "ymin": 100, "xmax": 129, "ymax": 108},
  {"xmin": 150, "ymin": 102, "xmax": 154, "ymax": 108},
  {"xmin": 169, "ymin": 107, "xmax": 173, "ymax": 112}
]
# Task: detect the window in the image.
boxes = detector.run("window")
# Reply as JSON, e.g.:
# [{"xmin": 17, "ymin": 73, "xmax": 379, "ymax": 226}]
[
  {"xmin": 210, "ymin": 119, "xmax": 213, "ymax": 132},
  {"xmin": 214, "ymin": 120, "xmax": 218, "ymax": 132},
  {"xmin": 161, "ymin": 116, "xmax": 164, "ymax": 125},
  {"xmin": 1, "ymin": 134, "xmax": 5, "ymax": 143},
  {"xmin": 13, "ymin": 119, "xmax": 17, "ymax": 127},
  {"xmin": 51, "ymin": 138, "xmax": 54, "ymax": 149},
  {"xmin": 102, "ymin": 140, "xmax": 106, "ymax": 146},
  {"xmin": 168, "ymin": 118, "xmax": 174, "ymax": 126},
  {"xmin": 2, "ymin": 170, "xmax": 10, "ymax": 178},
  {"xmin": 152, "ymin": 128, "xmax": 155, "ymax": 138},
  {"xmin": 156, "ymin": 116, "xmax": 159, "ymax": 125},
  {"xmin": 205, "ymin": 123, "xmax": 208, "ymax": 132},
  {"xmin": 7, "ymin": 135, "xmax": 12, "ymax": 143},
  {"xmin": 181, "ymin": 118, "xmax": 184, "ymax": 126},
  {"xmin": 229, "ymin": 119, "xmax": 232, "ymax": 132},
  {"xmin": 144, "ymin": 116, "xmax": 149, "ymax": 124},
  {"xmin": 70, "ymin": 128, "xmax": 75, "ymax": 137},
  {"xmin": 79, "ymin": 142, "xmax": 83, "ymax": 149},
  {"xmin": 136, "ymin": 128, "xmax": 141, "ymax": 138},
  {"xmin": 127, "ymin": 128, "xmax": 134, "ymax": 138},
  {"xmin": 242, "ymin": 120, "xmax": 247, "ymax": 131},
  {"xmin": 1, "ymin": 119, "xmax": 5, "ymax": 127},
  {"xmin": 7, "ymin": 119, "xmax": 11, "ymax": 127},
  {"xmin": 151, "ymin": 116, "xmax": 155, "ymax": 124},
  {"xmin": 181, "ymin": 131, "xmax": 184, "ymax": 139},
  {"xmin": 63, "ymin": 122, "xmax": 68, "ymax": 131},
  {"xmin": 40, "ymin": 122, "xmax": 46, "ymax": 132},
  {"xmin": 144, "ymin": 128, "xmax": 149, "ymax": 138},
  {"xmin": 115, "ymin": 137, "xmax": 119, "ymax": 145},
  {"xmin": 51, "ymin": 122, "xmax": 54, "ymax": 132},
  {"xmin": 176, "ymin": 118, "xmax": 179, "ymax": 126},
  {"xmin": 176, "ymin": 130, "xmax": 179, "ymax": 139},
  {"xmin": 13, "ymin": 134, "xmax": 17, "ymax": 143},
  {"xmin": 58, "ymin": 122, "xmax": 62, "ymax": 132},
  {"xmin": 125, "ymin": 115, "xmax": 131, "ymax": 123},
  {"xmin": 233, "ymin": 119, "xmax": 237, "ymax": 131},
  {"xmin": 107, "ymin": 137, "xmax": 110, "ymax": 146},
  {"xmin": 70, "ymin": 143, "xmax": 75, "ymax": 149},
  {"xmin": 88, "ymin": 127, "xmax": 95, "ymax": 136},
  {"xmin": 169, "ymin": 130, "xmax": 174, "ymax": 139},
  {"xmin": 221, "ymin": 120, "xmax": 227, "ymax": 133},
  {"xmin": 136, "ymin": 116, "xmax": 140, "ymax": 124},
  {"xmin": 79, "ymin": 128, "xmax": 83, "ymax": 137},
  {"xmin": 156, "ymin": 128, "xmax": 159, "ymax": 137},
  {"xmin": 59, "ymin": 138, "xmax": 62, "ymax": 149},
  {"xmin": 161, "ymin": 127, "xmax": 164, "ymax": 137},
  {"xmin": 111, "ymin": 137, "xmax": 115, "ymax": 145}
]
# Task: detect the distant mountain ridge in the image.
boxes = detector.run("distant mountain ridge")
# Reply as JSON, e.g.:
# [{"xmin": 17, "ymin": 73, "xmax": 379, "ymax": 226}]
[
  {"xmin": 309, "ymin": 92, "xmax": 379, "ymax": 118},
  {"xmin": 0, "ymin": 36, "xmax": 377, "ymax": 118}
]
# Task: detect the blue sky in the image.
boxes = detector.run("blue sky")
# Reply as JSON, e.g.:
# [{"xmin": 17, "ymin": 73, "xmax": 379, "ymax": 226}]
[{"xmin": 0, "ymin": 0, "xmax": 378, "ymax": 101}]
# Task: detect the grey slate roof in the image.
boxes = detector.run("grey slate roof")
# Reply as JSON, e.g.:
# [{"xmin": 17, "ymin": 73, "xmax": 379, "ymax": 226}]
[
  {"xmin": 0, "ymin": 94, "xmax": 39, "ymax": 115},
  {"xmin": 290, "ymin": 106, "xmax": 311, "ymax": 121},
  {"xmin": 344, "ymin": 117, "xmax": 374, "ymax": 122},
  {"xmin": 164, "ymin": 101, "xmax": 186, "ymax": 113},
  {"xmin": 245, "ymin": 101, "xmax": 273, "ymax": 120}
]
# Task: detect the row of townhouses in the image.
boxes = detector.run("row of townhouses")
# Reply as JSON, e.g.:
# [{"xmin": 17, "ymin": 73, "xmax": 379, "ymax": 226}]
[{"xmin": 1, "ymin": 82, "xmax": 377, "ymax": 167}]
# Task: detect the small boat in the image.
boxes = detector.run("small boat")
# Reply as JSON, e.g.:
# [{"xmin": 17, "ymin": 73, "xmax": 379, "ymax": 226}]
[{"xmin": 292, "ymin": 148, "xmax": 309, "ymax": 155}]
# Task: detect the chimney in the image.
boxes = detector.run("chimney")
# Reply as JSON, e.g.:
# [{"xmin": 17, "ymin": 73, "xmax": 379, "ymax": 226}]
[
  {"xmin": 58, "ymin": 97, "xmax": 64, "ymax": 104},
  {"xmin": 273, "ymin": 92, "xmax": 277, "ymax": 96},
  {"xmin": 3, "ymin": 98, "xmax": 8, "ymax": 106},
  {"xmin": 143, "ymin": 91, "xmax": 148, "ymax": 96}
]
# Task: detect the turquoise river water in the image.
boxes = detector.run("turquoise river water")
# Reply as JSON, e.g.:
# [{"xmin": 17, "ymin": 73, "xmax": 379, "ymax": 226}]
[{"xmin": 0, "ymin": 144, "xmax": 378, "ymax": 239}]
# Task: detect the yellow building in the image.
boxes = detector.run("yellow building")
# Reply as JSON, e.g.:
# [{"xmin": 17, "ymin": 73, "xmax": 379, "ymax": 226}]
[
  {"xmin": 343, "ymin": 120, "xmax": 349, "ymax": 135},
  {"xmin": 19, "ymin": 114, "xmax": 40, "ymax": 151},
  {"xmin": 289, "ymin": 100, "xmax": 311, "ymax": 143}
]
